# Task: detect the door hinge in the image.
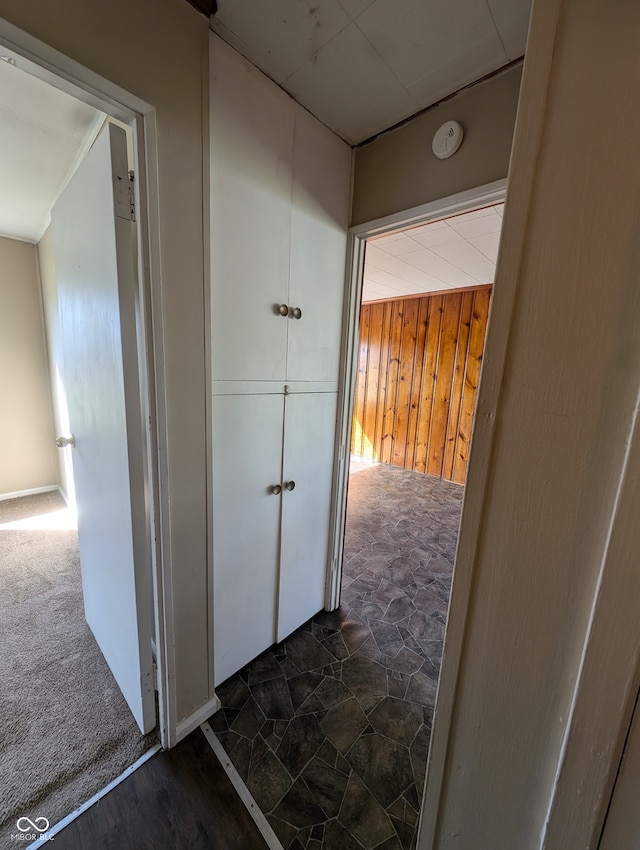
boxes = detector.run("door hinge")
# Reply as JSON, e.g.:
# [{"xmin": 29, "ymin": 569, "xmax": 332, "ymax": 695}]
[{"xmin": 128, "ymin": 170, "xmax": 136, "ymax": 221}]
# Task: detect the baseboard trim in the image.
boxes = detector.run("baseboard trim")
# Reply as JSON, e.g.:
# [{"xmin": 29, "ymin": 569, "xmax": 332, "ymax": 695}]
[
  {"xmin": 0, "ymin": 485, "xmax": 58, "ymax": 502},
  {"xmin": 175, "ymin": 695, "xmax": 221, "ymax": 743},
  {"xmin": 200, "ymin": 721, "xmax": 284, "ymax": 850},
  {"xmin": 26, "ymin": 744, "xmax": 161, "ymax": 848}
]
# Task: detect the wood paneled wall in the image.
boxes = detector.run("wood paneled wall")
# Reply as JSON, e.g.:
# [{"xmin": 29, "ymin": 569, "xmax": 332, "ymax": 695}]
[{"xmin": 351, "ymin": 286, "xmax": 491, "ymax": 485}]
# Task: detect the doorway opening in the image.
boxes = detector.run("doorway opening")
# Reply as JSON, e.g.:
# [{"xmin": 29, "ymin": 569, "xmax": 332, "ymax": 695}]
[{"xmin": 0, "ymin": 44, "xmax": 163, "ymax": 838}]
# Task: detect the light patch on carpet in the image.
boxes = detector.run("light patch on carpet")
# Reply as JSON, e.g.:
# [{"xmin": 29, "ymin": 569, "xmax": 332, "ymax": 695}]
[{"xmin": 0, "ymin": 507, "xmax": 77, "ymax": 531}]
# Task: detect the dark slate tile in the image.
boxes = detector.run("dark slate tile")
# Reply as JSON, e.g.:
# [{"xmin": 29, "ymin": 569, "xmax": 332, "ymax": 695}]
[
  {"xmin": 314, "ymin": 676, "xmax": 351, "ymax": 709},
  {"xmin": 407, "ymin": 610, "xmax": 446, "ymax": 642},
  {"xmin": 323, "ymin": 818, "xmax": 363, "ymax": 850},
  {"xmin": 250, "ymin": 734, "xmax": 269, "ymax": 770},
  {"xmin": 296, "ymin": 693, "xmax": 327, "ymax": 716},
  {"xmin": 356, "ymin": 634, "xmax": 383, "ymax": 662},
  {"xmin": 218, "ymin": 729, "xmax": 239, "ymax": 755},
  {"xmin": 251, "ymin": 675, "xmax": 295, "ymax": 720},
  {"xmin": 320, "ymin": 697, "xmax": 368, "ymax": 754},
  {"xmin": 391, "ymin": 815, "xmax": 415, "ymax": 850},
  {"xmin": 229, "ymin": 734, "xmax": 252, "ymax": 782},
  {"xmin": 285, "ymin": 630, "xmax": 336, "ymax": 671},
  {"xmin": 405, "ymin": 671, "xmax": 437, "ymax": 706},
  {"xmin": 419, "ymin": 655, "xmax": 441, "ymax": 683},
  {"xmin": 388, "ymin": 797, "xmax": 406, "ymax": 821},
  {"xmin": 336, "ymin": 751, "xmax": 351, "ymax": 776},
  {"xmin": 387, "ymin": 671, "xmax": 409, "ymax": 699},
  {"xmin": 368, "ymin": 696, "xmax": 423, "ymax": 746},
  {"xmin": 249, "ymin": 650, "xmax": 284, "ymax": 684},
  {"xmin": 287, "ymin": 671, "xmax": 323, "ymax": 711},
  {"xmin": 217, "ymin": 676, "xmax": 251, "ymax": 710},
  {"xmin": 339, "ymin": 771, "xmax": 396, "ymax": 847},
  {"xmin": 369, "ymin": 620, "xmax": 405, "ymax": 657},
  {"xmin": 247, "ymin": 749, "xmax": 292, "ymax": 812},
  {"xmin": 346, "ymin": 732, "xmax": 413, "ymax": 808},
  {"xmin": 342, "ymin": 653, "xmax": 388, "ymax": 699},
  {"xmin": 412, "ymin": 587, "xmax": 444, "ymax": 616},
  {"xmin": 387, "ymin": 646, "xmax": 424, "ymax": 675},
  {"xmin": 207, "ymin": 707, "xmax": 229, "ymax": 734},
  {"xmin": 410, "ymin": 724, "xmax": 432, "ymax": 786},
  {"xmin": 273, "ymin": 777, "xmax": 326, "ymax": 829},
  {"xmin": 267, "ymin": 815, "xmax": 297, "ymax": 849},
  {"xmin": 382, "ymin": 595, "xmax": 417, "ymax": 623},
  {"xmin": 231, "ymin": 695, "xmax": 266, "ymax": 739},
  {"xmin": 276, "ymin": 714, "xmax": 325, "ymax": 777},
  {"xmin": 403, "ymin": 783, "xmax": 420, "ymax": 812},
  {"xmin": 338, "ymin": 617, "xmax": 371, "ymax": 654},
  {"xmin": 301, "ymin": 756, "xmax": 349, "ymax": 818},
  {"xmin": 311, "ymin": 823, "xmax": 324, "ymax": 841}
]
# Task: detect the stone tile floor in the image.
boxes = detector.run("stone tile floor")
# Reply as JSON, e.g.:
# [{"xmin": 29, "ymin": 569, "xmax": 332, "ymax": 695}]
[{"xmin": 210, "ymin": 460, "xmax": 464, "ymax": 850}]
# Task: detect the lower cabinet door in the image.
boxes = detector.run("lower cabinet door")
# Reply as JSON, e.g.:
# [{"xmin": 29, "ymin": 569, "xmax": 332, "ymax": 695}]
[
  {"xmin": 278, "ymin": 392, "xmax": 337, "ymax": 642},
  {"xmin": 213, "ymin": 393, "xmax": 284, "ymax": 685}
]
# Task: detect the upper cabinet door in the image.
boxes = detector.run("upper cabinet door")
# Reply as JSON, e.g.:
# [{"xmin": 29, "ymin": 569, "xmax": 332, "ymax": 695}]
[
  {"xmin": 287, "ymin": 110, "xmax": 351, "ymax": 383},
  {"xmin": 210, "ymin": 40, "xmax": 294, "ymax": 382}
]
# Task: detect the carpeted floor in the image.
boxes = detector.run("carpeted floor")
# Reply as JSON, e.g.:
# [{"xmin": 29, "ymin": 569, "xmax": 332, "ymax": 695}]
[
  {"xmin": 211, "ymin": 460, "xmax": 463, "ymax": 850},
  {"xmin": 0, "ymin": 491, "xmax": 155, "ymax": 844}
]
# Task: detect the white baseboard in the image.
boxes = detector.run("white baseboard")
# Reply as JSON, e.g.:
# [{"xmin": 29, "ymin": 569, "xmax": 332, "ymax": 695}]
[
  {"xmin": 175, "ymin": 695, "xmax": 221, "ymax": 742},
  {"xmin": 200, "ymin": 721, "xmax": 284, "ymax": 850},
  {"xmin": 0, "ymin": 485, "xmax": 58, "ymax": 502}
]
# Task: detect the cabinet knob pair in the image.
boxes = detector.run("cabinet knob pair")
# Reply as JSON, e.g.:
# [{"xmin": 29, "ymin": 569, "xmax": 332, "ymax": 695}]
[
  {"xmin": 270, "ymin": 481, "xmax": 296, "ymax": 495},
  {"xmin": 277, "ymin": 304, "xmax": 302, "ymax": 319}
]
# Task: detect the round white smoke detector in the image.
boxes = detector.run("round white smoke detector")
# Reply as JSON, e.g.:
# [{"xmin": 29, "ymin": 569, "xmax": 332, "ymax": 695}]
[{"xmin": 432, "ymin": 120, "xmax": 464, "ymax": 160}]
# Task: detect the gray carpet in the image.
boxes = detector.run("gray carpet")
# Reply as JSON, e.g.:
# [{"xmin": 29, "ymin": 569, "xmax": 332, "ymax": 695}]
[{"xmin": 0, "ymin": 491, "xmax": 155, "ymax": 843}]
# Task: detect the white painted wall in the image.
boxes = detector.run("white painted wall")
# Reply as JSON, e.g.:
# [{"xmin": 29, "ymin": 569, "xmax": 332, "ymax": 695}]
[
  {"xmin": 0, "ymin": 235, "xmax": 56, "ymax": 496},
  {"xmin": 0, "ymin": 0, "xmax": 211, "ymax": 726},
  {"xmin": 420, "ymin": 0, "xmax": 640, "ymax": 847},
  {"xmin": 37, "ymin": 225, "xmax": 74, "ymax": 504}
]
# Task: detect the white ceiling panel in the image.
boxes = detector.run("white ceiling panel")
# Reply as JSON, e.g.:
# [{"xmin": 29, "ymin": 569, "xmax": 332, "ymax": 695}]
[
  {"xmin": 211, "ymin": 0, "xmax": 531, "ymax": 144},
  {"xmin": 486, "ymin": 0, "xmax": 533, "ymax": 60},
  {"xmin": 362, "ymin": 203, "xmax": 504, "ymax": 302},
  {"xmin": 282, "ymin": 23, "xmax": 413, "ymax": 144},
  {"xmin": 0, "ymin": 59, "xmax": 104, "ymax": 242},
  {"xmin": 211, "ymin": 0, "xmax": 350, "ymax": 85},
  {"xmin": 354, "ymin": 0, "xmax": 501, "ymax": 89}
]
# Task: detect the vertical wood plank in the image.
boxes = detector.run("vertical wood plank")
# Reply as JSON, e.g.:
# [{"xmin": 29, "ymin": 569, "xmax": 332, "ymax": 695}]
[
  {"xmin": 414, "ymin": 296, "xmax": 441, "ymax": 473},
  {"xmin": 373, "ymin": 302, "xmax": 392, "ymax": 461},
  {"xmin": 381, "ymin": 300, "xmax": 403, "ymax": 464},
  {"xmin": 392, "ymin": 298, "xmax": 420, "ymax": 468},
  {"xmin": 443, "ymin": 291, "xmax": 474, "ymax": 482},
  {"xmin": 351, "ymin": 304, "xmax": 370, "ymax": 456},
  {"xmin": 428, "ymin": 293, "xmax": 462, "ymax": 478},
  {"xmin": 406, "ymin": 297, "xmax": 430, "ymax": 471},
  {"xmin": 363, "ymin": 302, "xmax": 384, "ymax": 459},
  {"xmin": 453, "ymin": 288, "xmax": 491, "ymax": 484}
]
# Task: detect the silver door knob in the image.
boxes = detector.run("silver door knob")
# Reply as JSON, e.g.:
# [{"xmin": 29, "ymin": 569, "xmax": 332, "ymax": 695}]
[
  {"xmin": 55, "ymin": 435, "xmax": 75, "ymax": 448},
  {"xmin": 277, "ymin": 304, "xmax": 289, "ymax": 317},
  {"xmin": 289, "ymin": 306, "xmax": 302, "ymax": 319},
  {"xmin": 270, "ymin": 484, "xmax": 282, "ymax": 495},
  {"xmin": 284, "ymin": 480, "xmax": 296, "ymax": 491}
]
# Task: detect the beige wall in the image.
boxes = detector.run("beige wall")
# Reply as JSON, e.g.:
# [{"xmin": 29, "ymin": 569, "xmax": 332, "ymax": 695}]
[
  {"xmin": 0, "ymin": 235, "xmax": 56, "ymax": 496},
  {"xmin": 0, "ymin": 0, "xmax": 210, "ymax": 724},
  {"xmin": 37, "ymin": 226, "xmax": 74, "ymax": 504},
  {"xmin": 351, "ymin": 63, "xmax": 522, "ymax": 225}
]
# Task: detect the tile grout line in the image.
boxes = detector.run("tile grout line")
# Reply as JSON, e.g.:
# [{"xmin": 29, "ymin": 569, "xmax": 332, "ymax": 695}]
[{"xmin": 200, "ymin": 721, "xmax": 284, "ymax": 850}]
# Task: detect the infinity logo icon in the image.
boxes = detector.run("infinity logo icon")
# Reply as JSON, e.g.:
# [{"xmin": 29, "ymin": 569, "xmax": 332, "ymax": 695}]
[{"xmin": 16, "ymin": 816, "xmax": 50, "ymax": 832}]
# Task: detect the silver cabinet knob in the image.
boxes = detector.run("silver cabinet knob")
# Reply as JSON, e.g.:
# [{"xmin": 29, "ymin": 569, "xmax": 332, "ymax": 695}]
[
  {"xmin": 55, "ymin": 435, "xmax": 75, "ymax": 448},
  {"xmin": 277, "ymin": 304, "xmax": 289, "ymax": 317},
  {"xmin": 270, "ymin": 484, "xmax": 282, "ymax": 495},
  {"xmin": 289, "ymin": 306, "xmax": 302, "ymax": 319},
  {"xmin": 284, "ymin": 480, "xmax": 296, "ymax": 491}
]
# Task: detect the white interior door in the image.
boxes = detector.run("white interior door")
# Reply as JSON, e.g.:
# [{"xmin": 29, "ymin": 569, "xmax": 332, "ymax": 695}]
[
  {"xmin": 213, "ymin": 392, "xmax": 284, "ymax": 685},
  {"xmin": 278, "ymin": 392, "xmax": 337, "ymax": 641},
  {"xmin": 52, "ymin": 123, "xmax": 155, "ymax": 734}
]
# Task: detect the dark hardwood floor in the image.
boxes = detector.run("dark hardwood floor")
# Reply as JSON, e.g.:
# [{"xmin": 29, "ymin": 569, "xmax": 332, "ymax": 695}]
[{"xmin": 52, "ymin": 727, "xmax": 269, "ymax": 850}]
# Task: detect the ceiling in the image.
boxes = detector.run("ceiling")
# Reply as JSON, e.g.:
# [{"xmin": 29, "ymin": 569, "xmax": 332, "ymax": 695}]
[
  {"xmin": 0, "ymin": 58, "xmax": 104, "ymax": 243},
  {"xmin": 211, "ymin": 0, "xmax": 531, "ymax": 145},
  {"xmin": 362, "ymin": 203, "xmax": 503, "ymax": 302}
]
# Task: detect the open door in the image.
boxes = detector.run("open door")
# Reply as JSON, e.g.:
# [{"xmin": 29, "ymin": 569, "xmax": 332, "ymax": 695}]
[{"xmin": 51, "ymin": 123, "xmax": 155, "ymax": 734}]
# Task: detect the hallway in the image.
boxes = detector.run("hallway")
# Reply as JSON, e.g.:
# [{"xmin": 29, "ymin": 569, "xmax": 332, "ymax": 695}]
[{"xmin": 211, "ymin": 461, "xmax": 463, "ymax": 850}]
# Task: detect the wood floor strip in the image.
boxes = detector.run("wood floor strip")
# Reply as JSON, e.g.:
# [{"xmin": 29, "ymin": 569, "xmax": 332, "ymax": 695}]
[
  {"xmin": 26, "ymin": 745, "xmax": 162, "ymax": 849},
  {"xmin": 200, "ymin": 721, "xmax": 285, "ymax": 850}
]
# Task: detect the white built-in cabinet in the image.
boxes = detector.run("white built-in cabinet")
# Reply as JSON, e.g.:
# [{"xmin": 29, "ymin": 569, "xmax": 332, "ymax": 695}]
[{"xmin": 209, "ymin": 36, "xmax": 351, "ymax": 686}]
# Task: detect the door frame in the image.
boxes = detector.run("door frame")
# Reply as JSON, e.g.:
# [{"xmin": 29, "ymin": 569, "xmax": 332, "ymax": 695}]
[
  {"xmin": 0, "ymin": 19, "xmax": 175, "ymax": 746},
  {"xmin": 327, "ymin": 177, "xmax": 507, "ymax": 608}
]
